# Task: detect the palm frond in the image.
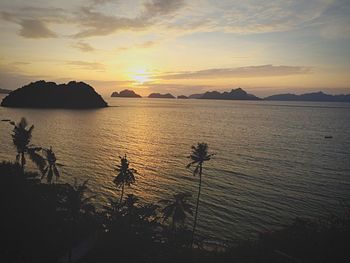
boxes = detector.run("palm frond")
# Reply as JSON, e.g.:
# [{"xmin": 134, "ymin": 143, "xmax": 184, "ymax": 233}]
[{"xmin": 27, "ymin": 148, "xmax": 46, "ymax": 172}]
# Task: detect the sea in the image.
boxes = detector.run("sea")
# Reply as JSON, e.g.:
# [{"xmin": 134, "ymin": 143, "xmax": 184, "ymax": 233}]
[{"xmin": 1, "ymin": 95, "xmax": 350, "ymax": 244}]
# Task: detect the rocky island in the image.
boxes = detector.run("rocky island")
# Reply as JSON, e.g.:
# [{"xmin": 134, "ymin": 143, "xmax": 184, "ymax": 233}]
[
  {"xmin": 177, "ymin": 95, "xmax": 188, "ymax": 99},
  {"xmin": 198, "ymin": 88, "xmax": 260, "ymax": 100},
  {"xmin": 148, "ymin": 93, "xmax": 175, "ymax": 99},
  {"xmin": 1, "ymin": 80, "xmax": 108, "ymax": 109},
  {"xmin": 264, "ymin": 91, "xmax": 350, "ymax": 102},
  {"xmin": 111, "ymin": 89, "xmax": 142, "ymax": 98}
]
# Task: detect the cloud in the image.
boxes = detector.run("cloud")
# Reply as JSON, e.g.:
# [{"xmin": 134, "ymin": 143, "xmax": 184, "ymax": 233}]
[
  {"xmin": 18, "ymin": 19, "xmax": 57, "ymax": 38},
  {"xmin": 143, "ymin": 0, "xmax": 185, "ymax": 17},
  {"xmin": 73, "ymin": 0, "xmax": 185, "ymax": 37},
  {"xmin": 157, "ymin": 65, "xmax": 311, "ymax": 79},
  {"xmin": 90, "ymin": 0, "xmax": 116, "ymax": 5},
  {"xmin": 0, "ymin": 0, "xmax": 348, "ymax": 40},
  {"xmin": 136, "ymin": 40, "xmax": 157, "ymax": 48},
  {"xmin": 71, "ymin": 41, "xmax": 96, "ymax": 52},
  {"xmin": 312, "ymin": 0, "xmax": 350, "ymax": 39},
  {"xmin": 73, "ymin": 7, "xmax": 148, "ymax": 38},
  {"xmin": 116, "ymin": 40, "xmax": 158, "ymax": 52},
  {"xmin": 1, "ymin": 7, "xmax": 66, "ymax": 39},
  {"xmin": 66, "ymin": 61, "xmax": 105, "ymax": 71}
]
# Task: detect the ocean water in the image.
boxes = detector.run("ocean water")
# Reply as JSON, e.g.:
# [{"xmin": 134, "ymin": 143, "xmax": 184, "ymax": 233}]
[{"xmin": 1, "ymin": 96, "xmax": 350, "ymax": 243}]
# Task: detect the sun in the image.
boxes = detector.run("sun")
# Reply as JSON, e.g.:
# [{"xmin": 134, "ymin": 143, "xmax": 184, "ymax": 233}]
[{"xmin": 130, "ymin": 68, "xmax": 150, "ymax": 84}]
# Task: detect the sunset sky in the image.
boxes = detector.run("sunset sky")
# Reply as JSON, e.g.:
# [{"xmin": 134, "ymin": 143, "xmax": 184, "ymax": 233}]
[{"xmin": 0, "ymin": 0, "xmax": 349, "ymax": 97}]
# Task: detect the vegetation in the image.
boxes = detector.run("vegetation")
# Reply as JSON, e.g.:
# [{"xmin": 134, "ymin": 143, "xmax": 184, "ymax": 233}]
[
  {"xmin": 160, "ymin": 192, "xmax": 193, "ymax": 232},
  {"xmin": 0, "ymin": 118, "xmax": 349, "ymax": 263},
  {"xmin": 113, "ymin": 155, "xmax": 137, "ymax": 205},
  {"xmin": 187, "ymin": 142, "xmax": 214, "ymax": 247},
  {"xmin": 41, "ymin": 146, "xmax": 62, "ymax": 183},
  {"xmin": 10, "ymin": 117, "xmax": 45, "ymax": 171}
]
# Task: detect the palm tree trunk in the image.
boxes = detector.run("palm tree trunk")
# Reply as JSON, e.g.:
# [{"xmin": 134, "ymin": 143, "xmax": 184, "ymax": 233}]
[
  {"xmin": 21, "ymin": 152, "xmax": 25, "ymax": 171},
  {"xmin": 119, "ymin": 183, "xmax": 125, "ymax": 205},
  {"xmin": 191, "ymin": 164, "xmax": 202, "ymax": 248}
]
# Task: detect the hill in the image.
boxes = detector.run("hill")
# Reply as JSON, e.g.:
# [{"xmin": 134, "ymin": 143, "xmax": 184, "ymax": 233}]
[
  {"xmin": 265, "ymin": 91, "xmax": 350, "ymax": 102},
  {"xmin": 148, "ymin": 93, "xmax": 175, "ymax": 99},
  {"xmin": 111, "ymin": 89, "xmax": 141, "ymax": 98},
  {"xmin": 198, "ymin": 88, "xmax": 260, "ymax": 100},
  {"xmin": 1, "ymin": 80, "xmax": 108, "ymax": 108}
]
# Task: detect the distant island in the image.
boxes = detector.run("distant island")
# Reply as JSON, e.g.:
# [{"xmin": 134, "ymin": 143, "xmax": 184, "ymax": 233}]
[
  {"xmin": 111, "ymin": 89, "xmax": 141, "ymax": 98},
  {"xmin": 193, "ymin": 88, "xmax": 260, "ymax": 100},
  {"xmin": 0, "ymin": 88, "xmax": 11, "ymax": 94},
  {"xmin": 1, "ymin": 80, "xmax": 108, "ymax": 109},
  {"xmin": 264, "ymin": 91, "xmax": 350, "ymax": 102},
  {"xmin": 177, "ymin": 95, "xmax": 188, "ymax": 99},
  {"xmin": 148, "ymin": 93, "xmax": 175, "ymax": 99},
  {"xmin": 188, "ymin": 93, "xmax": 203, "ymax": 99}
]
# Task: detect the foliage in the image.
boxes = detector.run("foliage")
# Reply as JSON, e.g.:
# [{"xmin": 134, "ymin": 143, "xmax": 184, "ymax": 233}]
[
  {"xmin": 113, "ymin": 154, "xmax": 137, "ymax": 204},
  {"xmin": 10, "ymin": 117, "xmax": 45, "ymax": 170},
  {"xmin": 187, "ymin": 142, "xmax": 214, "ymax": 247},
  {"xmin": 41, "ymin": 146, "xmax": 62, "ymax": 183},
  {"xmin": 160, "ymin": 192, "xmax": 193, "ymax": 231}
]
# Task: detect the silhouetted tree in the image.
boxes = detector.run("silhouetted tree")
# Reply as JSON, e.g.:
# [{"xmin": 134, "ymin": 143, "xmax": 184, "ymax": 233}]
[
  {"xmin": 68, "ymin": 179, "xmax": 95, "ymax": 217},
  {"xmin": 10, "ymin": 118, "xmax": 45, "ymax": 171},
  {"xmin": 113, "ymin": 155, "xmax": 137, "ymax": 205},
  {"xmin": 160, "ymin": 192, "xmax": 193, "ymax": 231},
  {"xmin": 124, "ymin": 194, "xmax": 139, "ymax": 211},
  {"xmin": 41, "ymin": 147, "xmax": 62, "ymax": 183},
  {"xmin": 187, "ymin": 143, "xmax": 214, "ymax": 247}
]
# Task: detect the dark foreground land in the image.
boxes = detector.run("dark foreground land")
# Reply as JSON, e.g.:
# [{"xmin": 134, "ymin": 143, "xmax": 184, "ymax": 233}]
[{"xmin": 1, "ymin": 118, "xmax": 349, "ymax": 263}]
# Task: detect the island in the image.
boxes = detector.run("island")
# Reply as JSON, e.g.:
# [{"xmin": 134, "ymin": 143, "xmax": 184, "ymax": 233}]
[
  {"xmin": 177, "ymin": 95, "xmax": 188, "ymax": 99},
  {"xmin": 148, "ymin": 93, "xmax": 175, "ymax": 99},
  {"xmin": 1, "ymin": 80, "xmax": 108, "ymax": 109},
  {"xmin": 0, "ymin": 88, "xmax": 11, "ymax": 94},
  {"xmin": 264, "ymin": 91, "xmax": 350, "ymax": 102},
  {"xmin": 188, "ymin": 93, "xmax": 204, "ymax": 99},
  {"xmin": 111, "ymin": 89, "xmax": 142, "ymax": 98},
  {"xmin": 198, "ymin": 88, "xmax": 260, "ymax": 100}
]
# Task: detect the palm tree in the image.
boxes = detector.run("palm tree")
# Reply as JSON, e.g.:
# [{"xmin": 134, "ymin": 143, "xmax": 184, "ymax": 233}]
[
  {"xmin": 68, "ymin": 179, "xmax": 95, "ymax": 217},
  {"xmin": 41, "ymin": 146, "xmax": 62, "ymax": 183},
  {"xmin": 113, "ymin": 155, "xmax": 137, "ymax": 205},
  {"xmin": 66, "ymin": 179, "xmax": 95, "ymax": 263},
  {"xmin": 187, "ymin": 142, "xmax": 214, "ymax": 247},
  {"xmin": 160, "ymin": 192, "xmax": 193, "ymax": 231},
  {"xmin": 124, "ymin": 194, "xmax": 139, "ymax": 211},
  {"xmin": 10, "ymin": 118, "xmax": 45, "ymax": 172}
]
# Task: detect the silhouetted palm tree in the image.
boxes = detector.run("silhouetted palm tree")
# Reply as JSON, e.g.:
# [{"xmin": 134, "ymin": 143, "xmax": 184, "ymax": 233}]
[
  {"xmin": 68, "ymin": 179, "xmax": 95, "ymax": 217},
  {"xmin": 41, "ymin": 147, "xmax": 62, "ymax": 183},
  {"xmin": 124, "ymin": 194, "xmax": 139, "ymax": 211},
  {"xmin": 66, "ymin": 179, "xmax": 95, "ymax": 263},
  {"xmin": 160, "ymin": 192, "xmax": 193, "ymax": 231},
  {"xmin": 113, "ymin": 155, "xmax": 137, "ymax": 205},
  {"xmin": 10, "ymin": 118, "xmax": 45, "ymax": 171},
  {"xmin": 187, "ymin": 142, "xmax": 214, "ymax": 247}
]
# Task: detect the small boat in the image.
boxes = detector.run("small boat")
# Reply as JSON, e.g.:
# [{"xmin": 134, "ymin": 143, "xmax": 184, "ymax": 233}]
[
  {"xmin": 1, "ymin": 119, "xmax": 11, "ymax": 122},
  {"xmin": 324, "ymin": 136, "xmax": 333, "ymax": 139}
]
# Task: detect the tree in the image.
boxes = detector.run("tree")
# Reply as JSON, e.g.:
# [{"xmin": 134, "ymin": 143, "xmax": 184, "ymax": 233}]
[
  {"xmin": 67, "ymin": 179, "xmax": 95, "ymax": 218},
  {"xmin": 10, "ymin": 118, "xmax": 45, "ymax": 172},
  {"xmin": 160, "ymin": 192, "xmax": 193, "ymax": 231},
  {"xmin": 66, "ymin": 179, "xmax": 95, "ymax": 263},
  {"xmin": 41, "ymin": 147, "xmax": 62, "ymax": 183},
  {"xmin": 113, "ymin": 155, "xmax": 137, "ymax": 205},
  {"xmin": 187, "ymin": 142, "xmax": 214, "ymax": 247}
]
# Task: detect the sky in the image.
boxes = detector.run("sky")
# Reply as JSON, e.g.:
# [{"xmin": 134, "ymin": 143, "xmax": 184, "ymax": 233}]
[{"xmin": 0, "ymin": 0, "xmax": 349, "ymax": 97}]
